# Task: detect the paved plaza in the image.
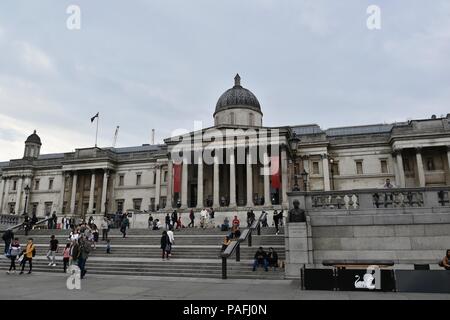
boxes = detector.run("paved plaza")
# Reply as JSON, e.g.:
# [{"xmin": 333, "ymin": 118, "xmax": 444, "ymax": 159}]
[{"xmin": 0, "ymin": 271, "xmax": 449, "ymax": 300}]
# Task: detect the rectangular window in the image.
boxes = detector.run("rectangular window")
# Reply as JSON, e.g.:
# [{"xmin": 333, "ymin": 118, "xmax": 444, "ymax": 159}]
[
  {"xmin": 34, "ymin": 179, "xmax": 40, "ymax": 190},
  {"xmin": 48, "ymin": 178, "xmax": 54, "ymax": 190},
  {"xmin": 163, "ymin": 171, "xmax": 168, "ymax": 182},
  {"xmin": 44, "ymin": 202, "xmax": 53, "ymax": 215},
  {"xmin": 403, "ymin": 158, "xmax": 411, "ymax": 172},
  {"xmin": 331, "ymin": 162, "xmax": 340, "ymax": 176},
  {"xmin": 426, "ymin": 157, "xmax": 435, "ymax": 171},
  {"xmin": 118, "ymin": 175, "xmax": 124, "ymax": 186},
  {"xmin": 116, "ymin": 200, "xmax": 124, "ymax": 213},
  {"xmin": 31, "ymin": 203, "xmax": 38, "ymax": 215},
  {"xmin": 62, "ymin": 201, "xmax": 67, "ymax": 214},
  {"xmin": 12, "ymin": 181, "xmax": 17, "ymax": 191},
  {"xmin": 133, "ymin": 198, "xmax": 142, "ymax": 211},
  {"xmin": 356, "ymin": 161, "xmax": 363, "ymax": 175},
  {"xmin": 312, "ymin": 162, "xmax": 320, "ymax": 175},
  {"xmin": 150, "ymin": 198, "xmax": 156, "ymax": 212},
  {"xmin": 160, "ymin": 197, "xmax": 167, "ymax": 209},
  {"xmin": 136, "ymin": 174, "xmax": 141, "ymax": 186},
  {"xmin": 8, "ymin": 203, "xmax": 15, "ymax": 214},
  {"xmin": 380, "ymin": 160, "xmax": 388, "ymax": 174}
]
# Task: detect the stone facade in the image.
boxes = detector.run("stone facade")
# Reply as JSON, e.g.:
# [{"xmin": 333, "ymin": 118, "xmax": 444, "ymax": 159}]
[{"xmin": 1, "ymin": 75, "xmax": 450, "ymax": 219}]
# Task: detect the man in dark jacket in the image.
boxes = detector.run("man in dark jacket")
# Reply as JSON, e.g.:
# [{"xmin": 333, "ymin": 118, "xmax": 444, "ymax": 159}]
[
  {"xmin": 171, "ymin": 210, "xmax": 178, "ymax": 230},
  {"xmin": 267, "ymin": 247, "xmax": 279, "ymax": 269},
  {"xmin": 2, "ymin": 229, "xmax": 14, "ymax": 255},
  {"xmin": 165, "ymin": 213, "xmax": 171, "ymax": 230},
  {"xmin": 188, "ymin": 209, "xmax": 195, "ymax": 228},
  {"xmin": 77, "ymin": 236, "xmax": 91, "ymax": 279},
  {"xmin": 252, "ymin": 247, "xmax": 269, "ymax": 272},
  {"xmin": 52, "ymin": 212, "xmax": 58, "ymax": 229}
]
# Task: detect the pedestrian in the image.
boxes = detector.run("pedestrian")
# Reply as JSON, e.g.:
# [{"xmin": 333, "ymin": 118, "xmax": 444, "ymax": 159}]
[
  {"xmin": 62, "ymin": 243, "xmax": 70, "ymax": 273},
  {"xmin": 23, "ymin": 216, "xmax": 31, "ymax": 236},
  {"xmin": 221, "ymin": 236, "xmax": 231, "ymax": 252},
  {"xmin": 176, "ymin": 214, "xmax": 183, "ymax": 229},
  {"xmin": 52, "ymin": 211, "xmax": 58, "ymax": 229},
  {"xmin": 148, "ymin": 214, "xmax": 153, "ymax": 229},
  {"xmin": 20, "ymin": 238, "xmax": 36, "ymax": 274},
  {"xmin": 46, "ymin": 235, "xmax": 59, "ymax": 267},
  {"xmin": 247, "ymin": 210, "xmax": 255, "ymax": 228},
  {"xmin": 167, "ymin": 229, "xmax": 175, "ymax": 257},
  {"xmin": 69, "ymin": 239, "xmax": 79, "ymax": 265},
  {"xmin": 77, "ymin": 236, "xmax": 91, "ymax": 279},
  {"xmin": 6, "ymin": 238, "xmax": 21, "ymax": 274},
  {"xmin": 252, "ymin": 247, "xmax": 269, "ymax": 272},
  {"xmin": 273, "ymin": 210, "xmax": 280, "ymax": 235},
  {"xmin": 120, "ymin": 215, "xmax": 129, "ymax": 238},
  {"xmin": 165, "ymin": 213, "xmax": 171, "ymax": 230},
  {"xmin": 106, "ymin": 239, "xmax": 111, "ymax": 254},
  {"xmin": 267, "ymin": 247, "xmax": 279, "ymax": 270},
  {"xmin": 100, "ymin": 217, "xmax": 109, "ymax": 241},
  {"xmin": 160, "ymin": 231, "xmax": 170, "ymax": 260},
  {"xmin": 261, "ymin": 211, "xmax": 268, "ymax": 227},
  {"xmin": 2, "ymin": 229, "xmax": 14, "ymax": 256},
  {"xmin": 278, "ymin": 210, "xmax": 284, "ymax": 227},
  {"xmin": 92, "ymin": 224, "xmax": 99, "ymax": 249},
  {"xmin": 232, "ymin": 215, "xmax": 240, "ymax": 228},
  {"xmin": 171, "ymin": 210, "xmax": 178, "ymax": 230},
  {"xmin": 188, "ymin": 209, "xmax": 195, "ymax": 228}
]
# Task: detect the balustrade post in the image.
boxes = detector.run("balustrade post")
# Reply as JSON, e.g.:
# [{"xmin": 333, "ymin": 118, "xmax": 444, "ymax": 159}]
[
  {"xmin": 236, "ymin": 242, "xmax": 240, "ymax": 262},
  {"xmin": 222, "ymin": 257, "xmax": 227, "ymax": 279}
]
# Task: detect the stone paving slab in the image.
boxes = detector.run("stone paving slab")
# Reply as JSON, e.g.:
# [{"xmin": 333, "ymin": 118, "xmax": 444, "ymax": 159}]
[{"xmin": 0, "ymin": 272, "xmax": 449, "ymax": 300}]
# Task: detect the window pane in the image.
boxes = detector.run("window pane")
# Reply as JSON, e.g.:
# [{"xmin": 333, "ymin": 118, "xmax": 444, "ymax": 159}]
[
  {"xmin": 312, "ymin": 162, "xmax": 319, "ymax": 174},
  {"xmin": 380, "ymin": 160, "xmax": 388, "ymax": 174},
  {"xmin": 356, "ymin": 161, "xmax": 363, "ymax": 175}
]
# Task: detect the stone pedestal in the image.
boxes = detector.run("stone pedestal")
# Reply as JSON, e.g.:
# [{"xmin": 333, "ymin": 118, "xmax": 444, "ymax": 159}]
[{"xmin": 285, "ymin": 220, "xmax": 312, "ymax": 279}]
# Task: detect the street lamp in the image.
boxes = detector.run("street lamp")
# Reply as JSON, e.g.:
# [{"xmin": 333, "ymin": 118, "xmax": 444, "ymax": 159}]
[
  {"xmin": 300, "ymin": 169, "xmax": 309, "ymax": 191},
  {"xmin": 289, "ymin": 132, "xmax": 300, "ymax": 152},
  {"xmin": 23, "ymin": 184, "xmax": 30, "ymax": 216},
  {"xmin": 329, "ymin": 157, "xmax": 335, "ymax": 190}
]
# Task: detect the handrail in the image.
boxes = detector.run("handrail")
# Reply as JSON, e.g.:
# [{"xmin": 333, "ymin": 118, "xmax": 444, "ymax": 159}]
[
  {"xmin": 6, "ymin": 216, "xmax": 52, "ymax": 232},
  {"xmin": 220, "ymin": 211, "xmax": 268, "ymax": 279}
]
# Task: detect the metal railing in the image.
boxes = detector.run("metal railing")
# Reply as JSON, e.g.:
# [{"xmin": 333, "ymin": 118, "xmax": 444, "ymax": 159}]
[
  {"xmin": 4, "ymin": 216, "xmax": 52, "ymax": 232},
  {"xmin": 220, "ymin": 211, "xmax": 267, "ymax": 279}
]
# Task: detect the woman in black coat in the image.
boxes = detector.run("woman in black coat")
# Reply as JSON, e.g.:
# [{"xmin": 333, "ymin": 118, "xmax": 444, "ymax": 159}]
[{"xmin": 160, "ymin": 231, "xmax": 170, "ymax": 260}]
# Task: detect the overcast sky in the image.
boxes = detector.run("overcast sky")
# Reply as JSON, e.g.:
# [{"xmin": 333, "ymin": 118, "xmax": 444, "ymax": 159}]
[{"xmin": 0, "ymin": 1, "xmax": 449, "ymax": 161}]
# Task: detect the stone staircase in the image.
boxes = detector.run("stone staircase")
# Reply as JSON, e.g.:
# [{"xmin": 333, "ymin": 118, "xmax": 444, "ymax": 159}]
[{"xmin": 0, "ymin": 227, "xmax": 286, "ymax": 280}]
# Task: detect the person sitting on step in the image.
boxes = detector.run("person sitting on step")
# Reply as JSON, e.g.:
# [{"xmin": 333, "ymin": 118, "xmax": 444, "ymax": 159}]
[{"xmin": 252, "ymin": 247, "xmax": 269, "ymax": 272}]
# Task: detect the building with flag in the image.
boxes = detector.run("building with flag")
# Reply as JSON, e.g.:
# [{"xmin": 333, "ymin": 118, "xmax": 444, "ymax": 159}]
[{"xmin": 0, "ymin": 75, "xmax": 450, "ymax": 222}]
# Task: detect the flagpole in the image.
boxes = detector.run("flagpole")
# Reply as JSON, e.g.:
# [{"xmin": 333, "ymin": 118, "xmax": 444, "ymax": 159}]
[{"xmin": 95, "ymin": 113, "xmax": 99, "ymax": 147}]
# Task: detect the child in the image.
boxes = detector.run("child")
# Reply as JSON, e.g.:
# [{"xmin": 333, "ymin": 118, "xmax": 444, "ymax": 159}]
[
  {"xmin": 63, "ymin": 243, "xmax": 70, "ymax": 273},
  {"xmin": 106, "ymin": 240, "xmax": 111, "ymax": 254}
]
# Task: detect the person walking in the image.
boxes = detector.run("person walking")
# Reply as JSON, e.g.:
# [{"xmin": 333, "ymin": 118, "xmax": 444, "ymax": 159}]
[
  {"xmin": 273, "ymin": 210, "xmax": 280, "ymax": 235},
  {"xmin": 7, "ymin": 238, "xmax": 21, "ymax": 274},
  {"xmin": 92, "ymin": 224, "xmax": 99, "ymax": 249},
  {"xmin": 106, "ymin": 240, "xmax": 111, "ymax": 254},
  {"xmin": 278, "ymin": 210, "xmax": 284, "ymax": 227},
  {"xmin": 23, "ymin": 216, "xmax": 31, "ymax": 236},
  {"xmin": 20, "ymin": 238, "xmax": 36, "ymax": 274},
  {"xmin": 2, "ymin": 229, "xmax": 14, "ymax": 256},
  {"xmin": 120, "ymin": 215, "xmax": 129, "ymax": 238},
  {"xmin": 100, "ymin": 217, "xmax": 109, "ymax": 241},
  {"xmin": 160, "ymin": 231, "xmax": 171, "ymax": 260},
  {"xmin": 62, "ymin": 243, "xmax": 70, "ymax": 273},
  {"xmin": 167, "ymin": 229, "xmax": 175, "ymax": 257},
  {"xmin": 165, "ymin": 213, "xmax": 171, "ymax": 230},
  {"xmin": 46, "ymin": 235, "xmax": 59, "ymax": 267},
  {"xmin": 171, "ymin": 210, "xmax": 178, "ymax": 230},
  {"xmin": 188, "ymin": 209, "xmax": 195, "ymax": 228},
  {"xmin": 148, "ymin": 214, "xmax": 153, "ymax": 229},
  {"xmin": 221, "ymin": 236, "xmax": 231, "ymax": 252},
  {"xmin": 69, "ymin": 239, "xmax": 80, "ymax": 266},
  {"xmin": 77, "ymin": 236, "xmax": 91, "ymax": 279}
]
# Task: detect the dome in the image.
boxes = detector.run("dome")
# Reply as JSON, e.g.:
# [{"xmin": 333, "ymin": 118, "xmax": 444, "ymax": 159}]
[
  {"xmin": 25, "ymin": 130, "xmax": 42, "ymax": 145},
  {"xmin": 214, "ymin": 74, "xmax": 262, "ymax": 116}
]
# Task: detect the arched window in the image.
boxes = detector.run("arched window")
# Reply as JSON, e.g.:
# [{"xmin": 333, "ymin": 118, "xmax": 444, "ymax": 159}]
[
  {"xmin": 230, "ymin": 112, "xmax": 235, "ymax": 125},
  {"xmin": 249, "ymin": 113, "xmax": 254, "ymax": 126}
]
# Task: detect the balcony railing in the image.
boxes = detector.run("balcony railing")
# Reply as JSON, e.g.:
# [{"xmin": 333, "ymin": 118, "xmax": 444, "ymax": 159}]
[{"xmin": 288, "ymin": 186, "xmax": 450, "ymax": 211}]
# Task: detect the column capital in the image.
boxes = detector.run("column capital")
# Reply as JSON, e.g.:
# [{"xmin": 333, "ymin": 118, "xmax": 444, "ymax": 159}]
[
  {"xmin": 392, "ymin": 148, "xmax": 403, "ymax": 156},
  {"xmin": 320, "ymin": 153, "xmax": 328, "ymax": 160},
  {"xmin": 415, "ymin": 147, "xmax": 423, "ymax": 154}
]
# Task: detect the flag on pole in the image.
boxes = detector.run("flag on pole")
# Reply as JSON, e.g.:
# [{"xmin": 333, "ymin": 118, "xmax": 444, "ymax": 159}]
[{"xmin": 91, "ymin": 112, "xmax": 99, "ymax": 123}]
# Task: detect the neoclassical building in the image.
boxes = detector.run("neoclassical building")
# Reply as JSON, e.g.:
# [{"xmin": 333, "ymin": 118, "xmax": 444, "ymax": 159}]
[{"xmin": 1, "ymin": 75, "xmax": 450, "ymax": 218}]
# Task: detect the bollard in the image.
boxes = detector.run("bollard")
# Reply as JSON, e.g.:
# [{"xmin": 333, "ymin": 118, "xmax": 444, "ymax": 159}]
[{"xmin": 222, "ymin": 257, "xmax": 227, "ymax": 279}]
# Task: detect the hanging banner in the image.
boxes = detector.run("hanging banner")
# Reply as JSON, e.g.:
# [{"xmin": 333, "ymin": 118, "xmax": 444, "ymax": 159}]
[
  {"xmin": 271, "ymin": 155, "xmax": 280, "ymax": 189},
  {"xmin": 173, "ymin": 163, "xmax": 182, "ymax": 193}
]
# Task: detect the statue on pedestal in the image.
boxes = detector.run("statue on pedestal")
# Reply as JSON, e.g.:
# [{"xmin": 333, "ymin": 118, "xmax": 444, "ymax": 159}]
[{"xmin": 288, "ymin": 199, "xmax": 306, "ymax": 223}]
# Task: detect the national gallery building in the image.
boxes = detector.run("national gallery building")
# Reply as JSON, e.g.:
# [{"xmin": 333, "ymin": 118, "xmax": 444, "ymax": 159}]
[{"xmin": 1, "ymin": 75, "xmax": 450, "ymax": 218}]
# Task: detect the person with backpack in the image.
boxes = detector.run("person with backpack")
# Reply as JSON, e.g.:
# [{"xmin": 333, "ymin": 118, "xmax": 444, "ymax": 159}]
[
  {"xmin": 188, "ymin": 209, "xmax": 195, "ymax": 228},
  {"xmin": 7, "ymin": 238, "xmax": 21, "ymax": 274},
  {"xmin": 120, "ymin": 215, "xmax": 129, "ymax": 238},
  {"xmin": 160, "ymin": 231, "xmax": 170, "ymax": 260},
  {"xmin": 2, "ymin": 229, "xmax": 14, "ymax": 256},
  {"xmin": 46, "ymin": 235, "xmax": 59, "ymax": 267},
  {"xmin": 20, "ymin": 238, "xmax": 36, "ymax": 274},
  {"xmin": 62, "ymin": 243, "xmax": 70, "ymax": 273},
  {"xmin": 77, "ymin": 236, "xmax": 91, "ymax": 279}
]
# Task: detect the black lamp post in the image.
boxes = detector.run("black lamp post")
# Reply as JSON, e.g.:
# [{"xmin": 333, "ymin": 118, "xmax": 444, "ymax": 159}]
[
  {"xmin": 23, "ymin": 184, "xmax": 30, "ymax": 216},
  {"xmin": 289, "ymin": 132, "xmax": 301, "ymax": 191},
  {"xmin": 329, "ymin": 158, "xmax": 335, "ymax": 190},
  {"xmin": 300, "ymin": 169, "xmax": 309, "ymax": 191}
]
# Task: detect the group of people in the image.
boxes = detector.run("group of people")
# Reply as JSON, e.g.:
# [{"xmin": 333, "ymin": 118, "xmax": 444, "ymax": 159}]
[
  {"xmin": 160, "ymin": 229, "xmax": 175, "ymax": 260},
  {"xmin": 3, "ymin": 229, "xmax": 36, "ymax": 275}
]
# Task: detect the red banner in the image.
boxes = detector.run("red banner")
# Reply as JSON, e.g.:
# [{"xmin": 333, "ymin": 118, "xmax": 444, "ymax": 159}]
[
  {"xmin": 173, "ymin": 164, "xmax": 182, "ymax": 193},
  {"xmin": 270, "ymin": 156, "xmax": 280, "ymax": 189}
]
